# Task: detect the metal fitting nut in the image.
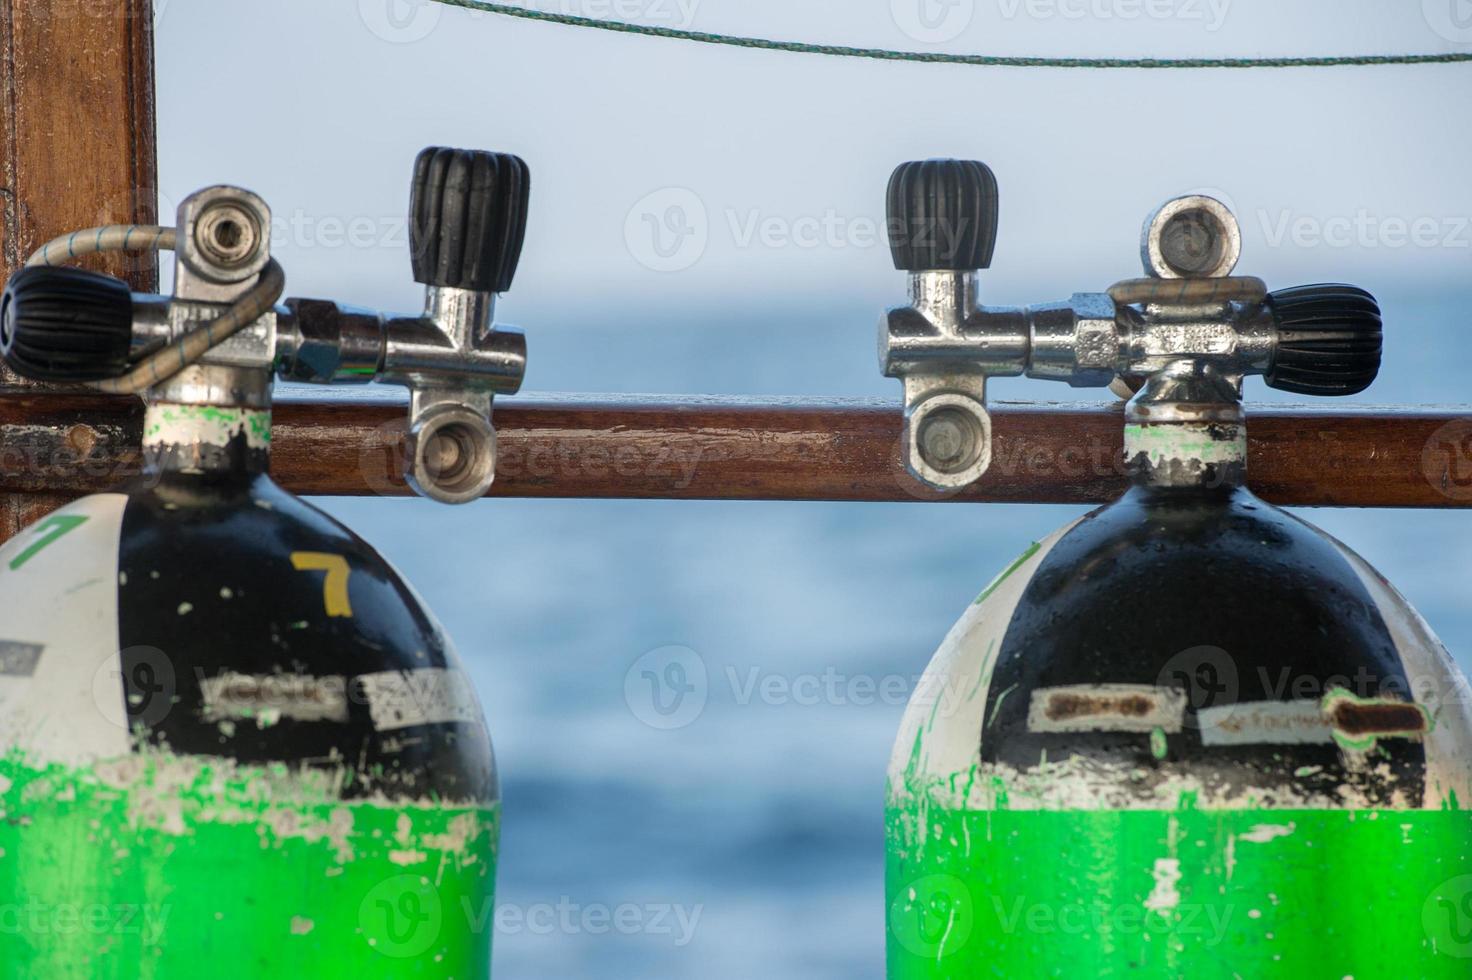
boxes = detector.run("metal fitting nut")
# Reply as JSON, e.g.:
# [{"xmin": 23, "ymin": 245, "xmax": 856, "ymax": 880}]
[
  {"xmin": 906, "ymin": 392, "xmax": 993, "ymax": 489},
  {"xmin": 405, "ymin": 404, "xmax": 498, "ymax": 505}
]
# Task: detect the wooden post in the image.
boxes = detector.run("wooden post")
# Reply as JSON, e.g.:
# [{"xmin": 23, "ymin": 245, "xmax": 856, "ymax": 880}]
[{"xmin": 0, "ymin": 0, "xmax": 156, "ymax": 543}]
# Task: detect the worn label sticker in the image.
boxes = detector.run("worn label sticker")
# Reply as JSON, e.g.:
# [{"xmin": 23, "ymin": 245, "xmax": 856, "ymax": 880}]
[
  {"xmin": 1199, "ymin": 700, "xmax": 1333, "ymax": 746},
  {"xmin": 1026, "ymin": 684, "xmax": 1188, "ymax": 734},
  {"xmin": 357, "ymin": 668, "xmax": 482, "ymax": 731},
  {"xmin": 200, "ymin": 672, "xmax": 350, "ymax": 724},
  {"xmin": 0, "ymin": 642, "xmax": 44, "ymax": 677}
]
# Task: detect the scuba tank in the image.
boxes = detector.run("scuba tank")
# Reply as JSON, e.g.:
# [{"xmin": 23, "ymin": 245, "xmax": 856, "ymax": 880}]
[
  {"xmin": 880, "ymin": 161, "xmax": 1472, "ymax": 977},
  {"xmin": 0, "ymin": 146, "xmax": 528, "ymax": 976}
]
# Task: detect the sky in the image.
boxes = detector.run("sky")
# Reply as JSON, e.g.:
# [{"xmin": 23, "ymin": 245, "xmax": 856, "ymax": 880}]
[{"xmin": 154, "ymin": 0, "xmax": 1472, "ymax": 318}]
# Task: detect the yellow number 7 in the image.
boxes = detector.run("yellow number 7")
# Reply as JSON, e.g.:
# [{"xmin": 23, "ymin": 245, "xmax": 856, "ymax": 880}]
[{"xmin": 290, "ymin": 552, "xmax": 354, "ymax": 618}]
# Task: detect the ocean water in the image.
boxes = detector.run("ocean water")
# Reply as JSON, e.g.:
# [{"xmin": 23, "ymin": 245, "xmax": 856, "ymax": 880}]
[{"xmin": 318, "ymin": 286, "xmax": 1472, "ymax": 979}]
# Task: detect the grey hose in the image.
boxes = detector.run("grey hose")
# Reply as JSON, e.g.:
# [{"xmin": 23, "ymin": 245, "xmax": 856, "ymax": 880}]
[{"xmin": 25, "ymin": 225, "xmax": 285, "ymax": 394}]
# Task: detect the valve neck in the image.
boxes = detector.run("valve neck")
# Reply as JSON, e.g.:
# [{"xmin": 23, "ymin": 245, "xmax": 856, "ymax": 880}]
[
  {"xmin": 1124, "ymin": 361, "xmax": 1246, "ymax": 491},
  {"xmin": 907, "ymin": 270, "xmax": 979, "ymax": 329},
  {"xmin": 143, "ymin": 365, "xmax": 273, "ymax": 477}
]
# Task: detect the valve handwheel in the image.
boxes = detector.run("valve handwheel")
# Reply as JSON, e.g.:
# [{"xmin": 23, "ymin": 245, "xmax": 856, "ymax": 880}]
[
  {"xmin": 409, "ymin": 146, "xmax": 532, "ymax": 293},
  {"xmin": 0, "ymin": 265, "xmax": 134, "ymax": 382},
  {"xmin": 886, "ymin": 158, "xmax": 1000, "ymax": 272}
]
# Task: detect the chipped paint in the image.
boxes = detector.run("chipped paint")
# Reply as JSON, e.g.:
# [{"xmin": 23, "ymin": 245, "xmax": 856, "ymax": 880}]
[
  {"xmin": 887, "ymin": 805, "xmax": 1472, "ymax": 977},
  {"xmin": 1124, "ymin": 420, "xmax": 1246, "ymax": 469},
  {"xmin": 200, "ymin": 672, "xmax": 350, "ymax": 725},
  {"xmin": 143, "ymin": 404, "xmax": 272, "ymax": 451},
  {"xmin": 1026, "ymin": 684, "xmax": 1188, "ymax": 735},
  {"xmin": 1143, "ymin": 858, "xmax": 1182, "ymax": 914},
  {"xmin": 0, "ymin": 749, "xmax": 497, "ymax": 976},
  {"xmin": 358, "ymin": 668, "xmax": 483, "ymax": 732},
  {"xmin": 890, "ymin": 752, "xmax": 1428, "ymax": 814}
]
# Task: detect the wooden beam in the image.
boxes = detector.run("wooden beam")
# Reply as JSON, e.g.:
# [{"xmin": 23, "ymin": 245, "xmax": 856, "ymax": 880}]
[
  {"xmin": 0, "ymin": 0, "xmax": 157, "ymax": 542},
  {"xmin": 2, "ymin": 393, "xmax": 1468, "ymax": 509}
]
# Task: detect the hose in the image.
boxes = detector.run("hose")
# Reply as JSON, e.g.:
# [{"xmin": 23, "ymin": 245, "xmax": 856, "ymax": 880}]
[
  {"xmin": 1108, "ymin": 276, "xmax": 1267, "ymax": 307},
  {"xmin": 25, "ymin": 224, "xmax": 286, "ymax": 395}
]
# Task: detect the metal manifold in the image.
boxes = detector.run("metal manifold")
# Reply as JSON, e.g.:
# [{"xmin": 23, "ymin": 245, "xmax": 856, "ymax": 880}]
[
  {"xmin": 0, "ymin": 146, "xmax": 531, "ymax": 504},
  {"xmin": 880, "ymin": 160, "xmax": 1383, "ymax": 490}
]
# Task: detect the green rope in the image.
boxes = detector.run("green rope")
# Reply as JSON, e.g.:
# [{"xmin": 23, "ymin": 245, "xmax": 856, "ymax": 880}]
[{"xmin": 431, "ymin": 0, "xmax": 1472, "ymax": 69}]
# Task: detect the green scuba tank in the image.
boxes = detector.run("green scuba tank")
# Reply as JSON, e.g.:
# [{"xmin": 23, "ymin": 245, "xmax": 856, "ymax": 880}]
[
  {"xmin": 879, "ymin": 160, "xmax": 1472, "ymax": 978},
  {"xmin": 0, "ymin": 146, "xmax": 530, "ymax": 977}
]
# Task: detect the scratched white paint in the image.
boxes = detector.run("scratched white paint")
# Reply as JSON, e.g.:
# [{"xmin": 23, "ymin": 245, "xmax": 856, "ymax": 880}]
[
  {"xmin": 358, "ymin": 668, "xmax": 483, "ymax": 731},
  {"xmin": 0, "ymin": 494, "xmax": 130, "ymax": 766},
  {"xmin": 144, "ymin": 405, "xmax": 271, "ymax": 452},
  {"xmin": 886, "ymin": 524, "xmax": 1081, "ymax": 805},
  {"xmin": 1237, "ymin": 823, "xmax": 1295, "ymax": 844},
  {"xmin": 1143, "ymin": 858, "xmax": 1183, "ymax": 915}
]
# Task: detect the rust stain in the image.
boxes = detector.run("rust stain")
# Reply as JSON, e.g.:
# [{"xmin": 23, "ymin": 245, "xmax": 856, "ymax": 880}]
[
  {"xmin": 1330, "ymin": 700, "xmax": 1428, "ymax": 737},
  {"xmin": 1045, "ymin": 691, "xmax": 1158, "ymax": 722}
]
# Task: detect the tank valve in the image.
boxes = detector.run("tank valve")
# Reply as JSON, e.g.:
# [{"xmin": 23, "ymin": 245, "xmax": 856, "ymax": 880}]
[
  {"xmin": 281, "ymin": 146, "xmax": 530, "ymax": 504},
  {"xmin": 880, "ymin": 159, "xmax": 1382, "ymax": 490},
  {"xmin": 2, "ymin": 145, "xmax": 532, "ymax": 505}
]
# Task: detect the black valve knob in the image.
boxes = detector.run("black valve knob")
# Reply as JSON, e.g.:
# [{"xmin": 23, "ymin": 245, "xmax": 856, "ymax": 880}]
[
  {"xmin": 1265, "ymin": 284, "xmax": 1382, "ymax": 396},
  {"xmin": 409, "ymin": 146, "xmax": 530, "ymax": 293},
  {"xmin": 886, "ymin": 159, "xmax": 999, "ymax": 272},
  {"xmin": 0, "ymin": 266, "xmax": 134, "ymax": 382}
]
